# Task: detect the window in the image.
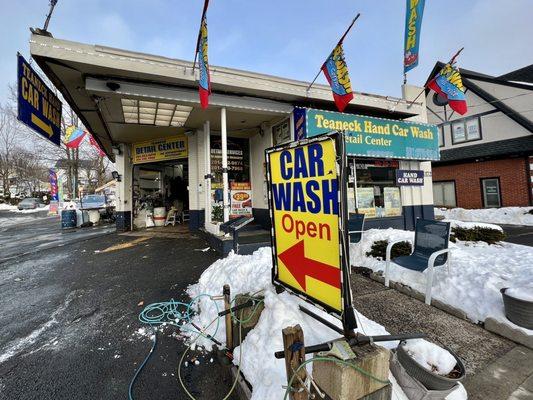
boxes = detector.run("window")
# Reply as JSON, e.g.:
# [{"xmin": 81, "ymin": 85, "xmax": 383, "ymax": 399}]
[
  {"xmin": 452, "ymin": 117, "xmax": 481, "ymax": 143},
  {"xmin": 481, "ymin": 178, "xmax": 501, "ymax": 208},
  {"xmin": 348, "ymin": 159, "xmax": 402, "ymax": 218},
  {"xmin": 272, "ymin": 119, "xmax": 290, "ymax": 145},
  {"xmin": 438, "ymin": 126, "xmax": 445, "ymax": 147},
  {"xmin": 433, "ymin": 181, "xmax": 456, "ymax": 207}
]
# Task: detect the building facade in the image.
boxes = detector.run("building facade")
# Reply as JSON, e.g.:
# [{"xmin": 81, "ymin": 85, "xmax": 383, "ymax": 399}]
[
  {"xmin": 426, "ymin": 63, "xmax": 533, "ymax": 209},
  {"xmin": 30, "ymin": 33, "xmax": 438, "ymax": 241}
]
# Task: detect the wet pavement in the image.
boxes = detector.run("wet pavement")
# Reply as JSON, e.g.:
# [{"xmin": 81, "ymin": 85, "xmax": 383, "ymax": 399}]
[{"xmin": 0, "ymin": 228, "xmax": 238, "ymax": 400}]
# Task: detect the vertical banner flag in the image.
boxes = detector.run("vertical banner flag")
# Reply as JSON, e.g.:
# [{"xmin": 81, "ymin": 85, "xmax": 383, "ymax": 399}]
[
  {"xmin": 321, "ymin": 43, "xmax": 354, "ymax": 113},
  {"xmin": 404, "ymin": 0, "xmax": 425, "ymax": 73},
  {"xmin": 427, "ymin": 50, "xmax": 468, "ymax": 115},
  {"xmin": 49, "ymin": 169, "xmax": 59, "ymax": 201},
  {"xmin": 65, "ymin": 125, "xmax": 87, "ymax": 148},
  {"xmin": 197, "ymin": 1, "xmax": 210, "ymax": 109}
]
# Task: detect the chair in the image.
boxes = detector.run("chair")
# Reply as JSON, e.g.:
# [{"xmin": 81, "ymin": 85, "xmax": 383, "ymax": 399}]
[
  {"xmin": 385, "ymin": 219, "xmax": 452, "ymax": 305},
  {"xmin": 348, "ymin": 213, "xmax": 365, "ymax": 245}
]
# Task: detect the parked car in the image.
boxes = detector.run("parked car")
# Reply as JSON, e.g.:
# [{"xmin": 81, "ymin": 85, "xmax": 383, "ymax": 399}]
[
  {"xmin": 80, "ymin": 195, "xmax": 114, "ymax": 221},
  {"xmin": 18, "ymin": 198, "xmax": 45, "ymax": 210}
]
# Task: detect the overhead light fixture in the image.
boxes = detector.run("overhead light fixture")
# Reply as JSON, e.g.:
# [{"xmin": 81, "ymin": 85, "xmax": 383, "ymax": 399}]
[{"xmin": 121, "ymin": 98, "xmax": 192, "ymax": 127}]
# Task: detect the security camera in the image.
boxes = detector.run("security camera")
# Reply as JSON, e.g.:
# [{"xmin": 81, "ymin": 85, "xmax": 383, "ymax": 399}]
[{"xmin": 106, "ymin": 82, "xmax": 121, "ymax": 92}]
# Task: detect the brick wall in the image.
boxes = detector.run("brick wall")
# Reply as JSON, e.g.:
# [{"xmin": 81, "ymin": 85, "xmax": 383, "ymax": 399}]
[{"xmin": 432, "ymin": 157, "xmax": 531, "ymax": 208}]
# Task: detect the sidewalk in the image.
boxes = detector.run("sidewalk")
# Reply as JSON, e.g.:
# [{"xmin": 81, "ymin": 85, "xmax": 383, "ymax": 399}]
[{"xmin": 350, "ymin": 270, "xmax": 533, "ymax": 400}]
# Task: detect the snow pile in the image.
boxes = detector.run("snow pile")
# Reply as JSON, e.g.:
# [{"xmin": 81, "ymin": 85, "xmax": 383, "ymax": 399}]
[
  {"xmin": 435, "ymin": 207, "xmax": 533, "ymax": 226},
  {"xmin": 0, "ymin": 203, "xmax": 16, "ymax": 211},
  {"xmin": 444, "ymin": 219, "xmax": 503, "ymax": 232},
  {"xmin": 403, "ymin": 339, "xmax": 457, "ymax": 376},
  {"xmin": 505, "ymin": 286, "xmax": 533, "ymax": 302},
  {"xmin": 351, "ymin": 229, "xmax": 533, "ymax": 335},
  {"xmin": 187, "ymin": 247, "xmax": 466, "ymax": 400}
]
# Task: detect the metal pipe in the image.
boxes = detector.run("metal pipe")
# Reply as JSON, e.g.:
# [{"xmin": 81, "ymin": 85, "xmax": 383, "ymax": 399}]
[
  {"xmin": 223, "ymin": 284, "xmax": 233, "ymax": 351},
  {"xmin": 221, "ymin": 107, "xmax": 229, "ymax": 222}
]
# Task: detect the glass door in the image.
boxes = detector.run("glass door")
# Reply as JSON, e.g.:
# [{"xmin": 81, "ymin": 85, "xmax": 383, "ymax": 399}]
[{"xmin": 481, "ymin": 178, "xmax": 501, "ymax": 208}]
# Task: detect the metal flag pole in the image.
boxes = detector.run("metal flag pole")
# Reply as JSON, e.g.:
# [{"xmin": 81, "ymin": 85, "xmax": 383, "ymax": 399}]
[
  {"xmin": 192, "ymin": 0, "xmax": 210, "ymax": 75},
  {"xmin": 305, "ymin": 13, "xmax": 361, "ymax": 94},
  {"xmin": 43, "ymin": 0, "xmax": 58, "ymax": 32},
  {"xmin": 406, "ymin": 47, "xmax": 464, "ymax": 108}
]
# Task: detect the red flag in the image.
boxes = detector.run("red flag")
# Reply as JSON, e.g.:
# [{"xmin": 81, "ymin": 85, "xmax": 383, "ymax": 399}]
[{"xmin": 89, "ymin": 135, "xmax": 106, "ymax": 157}]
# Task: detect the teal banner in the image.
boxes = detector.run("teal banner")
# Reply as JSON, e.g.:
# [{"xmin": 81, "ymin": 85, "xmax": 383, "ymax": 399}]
[{"xmin": 301, "ymin": 108, "xmax": 439, "ymax": 161}]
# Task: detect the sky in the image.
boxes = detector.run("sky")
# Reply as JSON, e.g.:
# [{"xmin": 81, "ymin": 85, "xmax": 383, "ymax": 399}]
[{"xmin": 1, "ymin": 0, "xmax": 532, "ymax": 104}]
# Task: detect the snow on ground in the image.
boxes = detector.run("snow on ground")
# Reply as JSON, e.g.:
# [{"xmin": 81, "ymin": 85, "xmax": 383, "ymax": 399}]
[
  {"xmin": 350, "ymin": 228, "xmax": 533, "ymax": 336},
  {"xmin": 444, "ymin": 219, "xmax": 503, "ymax": 232},
  {"xmin": 435, "ymin": 207, "xmax": 533, "ymax": 226},
  {"xmin": 0, "ymin": 215, "xmax": 38, "ymax": 229},
  {"xmin": 187, "ymin": 247, "xmax": 466, "ymax": 400},
  {"xmin": 0, "ymin": 203, "xmax": 16, "ymax": 211}
]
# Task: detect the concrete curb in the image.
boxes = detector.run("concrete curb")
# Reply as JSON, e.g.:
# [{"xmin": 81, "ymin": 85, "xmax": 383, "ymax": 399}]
[{"xmin": 485, "ymin": 318, "xmax": 533, "ymax": 350}]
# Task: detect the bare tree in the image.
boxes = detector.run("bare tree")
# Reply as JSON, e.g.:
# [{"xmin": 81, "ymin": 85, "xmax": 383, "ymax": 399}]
[{"xmin": 0, "ymin": 103, "xmax": 20, "ymax": 197}]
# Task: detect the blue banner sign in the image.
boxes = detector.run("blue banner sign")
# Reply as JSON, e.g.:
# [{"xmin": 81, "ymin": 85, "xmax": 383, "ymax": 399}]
[
  {"xmin": 396, "ymin": 169, "xmax": 424, "ymax": 186},
  {"xmin": 17, "ymin": 53, "xmax": 62, "ymax": 146},
  {"xmin": 295, "ymin": 107, "xmax": 440, "ymax": 161},
  {"xmin": 403, "ymin": 0, "xmax": 425, "ymax": 73}
]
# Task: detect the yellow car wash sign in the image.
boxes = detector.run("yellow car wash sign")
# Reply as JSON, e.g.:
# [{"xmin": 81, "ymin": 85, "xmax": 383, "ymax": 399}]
[
  {"xmin": 267, "ymin": 134, "xmax": 347, "ymax": 317},
  {"xmin": 132, "ymin": 134, "xmax": 188, "ymax": 164}
]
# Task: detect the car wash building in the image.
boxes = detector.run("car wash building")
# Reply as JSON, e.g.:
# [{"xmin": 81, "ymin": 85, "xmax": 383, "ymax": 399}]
[{"xmin": 29, "ymin": 33, "xmax": 439, "ymax": 251}]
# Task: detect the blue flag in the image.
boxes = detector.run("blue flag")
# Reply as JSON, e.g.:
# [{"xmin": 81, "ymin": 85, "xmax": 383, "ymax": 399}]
[{"xmin": 403, "ymin": 0, "xmax": 425, "ymax": 73}]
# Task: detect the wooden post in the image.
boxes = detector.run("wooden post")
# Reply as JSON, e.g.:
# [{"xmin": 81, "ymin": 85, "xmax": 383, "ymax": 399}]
[
  {"xmin": 223, "ymin": 284, "xmax": 233, "ymax": 351},
  {"xmin": 282, "ymin": 325, "xmax": 308, "ymax": 400}
]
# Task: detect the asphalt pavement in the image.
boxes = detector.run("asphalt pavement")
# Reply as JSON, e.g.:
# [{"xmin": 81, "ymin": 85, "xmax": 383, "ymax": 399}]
[
  {"xmin": 500, "ymin": 224, "xmax": 533, "ymax": 247},
  {"xmin": 0, "ymin": 222, "xmax": 238, "ymax": 400}
]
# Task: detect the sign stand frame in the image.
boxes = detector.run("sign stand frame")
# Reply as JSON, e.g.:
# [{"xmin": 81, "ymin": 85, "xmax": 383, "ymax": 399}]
[{"xmin": 266, "ymin": 131, "xmax": 357, "ymax": 337}]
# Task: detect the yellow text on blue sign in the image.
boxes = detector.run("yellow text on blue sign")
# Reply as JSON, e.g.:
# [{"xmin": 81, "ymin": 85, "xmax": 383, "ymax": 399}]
[{"xmin": 268, "ymin": 138, "xmax": 342, "ymax": 314}]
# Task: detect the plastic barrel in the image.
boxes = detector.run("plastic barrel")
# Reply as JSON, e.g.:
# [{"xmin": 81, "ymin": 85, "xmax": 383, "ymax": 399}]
[
  {"xmin": 61, "ymin": 209, "xmax": 77, "ymax": 229},
  {"xmin": 153, "ymin": 207, "xmax": 167, "ymax": 227}
]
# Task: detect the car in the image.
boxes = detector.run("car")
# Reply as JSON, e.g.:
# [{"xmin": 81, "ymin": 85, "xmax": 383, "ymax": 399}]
[
  {"xmin": 18, "ymin": 198, "xmax": 45, "ymax": 210},
  {"xmin": 80, "ymin": 195, "xmax": 106, "ymax": 210}
]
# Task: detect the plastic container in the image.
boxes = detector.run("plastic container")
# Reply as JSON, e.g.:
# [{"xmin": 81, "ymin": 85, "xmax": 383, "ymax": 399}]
[
  {"xmin": 501, "ymin": 288, "xmax": 533, "ymax": 329},
  {"xmin": 397, "ymin": 341, "xmax": 465, "ymax": 390},
  {"xmin": 61, "ymin": 209, "xmax": 77, "ymax": 229},
  {"xmin": 153, "ymin": 207, "xmax": 167, "ymax": 227},
  {"xmin": 87, "ymin": 210, "xmax": 101, "ymax": 225}
]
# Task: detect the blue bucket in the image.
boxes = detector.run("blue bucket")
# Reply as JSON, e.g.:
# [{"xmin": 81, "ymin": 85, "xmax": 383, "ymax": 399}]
[{"xmin": 61, "ymin": 209, "xmax": 77, "ymax": 229}]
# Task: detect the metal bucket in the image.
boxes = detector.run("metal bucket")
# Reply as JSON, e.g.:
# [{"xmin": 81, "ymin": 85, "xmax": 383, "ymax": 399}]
[
  {"xmin": 61, "ymin": 209, "xmax": 77, "ymax": 229},
  {"xmin": 501, "ymin": 288, "xmax": 533, "ymax": 329},
  {"xmin": 397, "ymin": 342, "xmax": 465, "ymax": 391}
]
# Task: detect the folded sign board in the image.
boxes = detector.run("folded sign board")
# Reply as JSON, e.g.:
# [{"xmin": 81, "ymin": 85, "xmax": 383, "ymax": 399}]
[
  {"xmin": 266, "ymin": 134, "xmax": 352, "ymax": 321},
  {"xmin": 293, "ymin": 107, "xmax": 440, "ymax": 161},
  {"xmin": 132, "ymin": 135, "xmax": 188, "ymax": 164}
]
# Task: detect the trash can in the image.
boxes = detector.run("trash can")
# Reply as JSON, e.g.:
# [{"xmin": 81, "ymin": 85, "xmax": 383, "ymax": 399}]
[{"xmin": 61, "ymin": 209, "xmax": 77, "ymax": 229}]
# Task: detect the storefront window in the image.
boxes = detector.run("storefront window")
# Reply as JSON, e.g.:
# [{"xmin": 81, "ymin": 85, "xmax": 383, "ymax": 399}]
[
  {"xmin": 452, "ymin": 117, "xmax": 481, "ymax": 143},
  {"xmin": 348, "ymin": 159, "xmax": 402, "ymax": 218}
]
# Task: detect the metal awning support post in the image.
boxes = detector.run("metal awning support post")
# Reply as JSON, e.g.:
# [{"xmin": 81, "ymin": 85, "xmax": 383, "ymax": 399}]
[
  {"xmin": 204, "ymin": 120, "xmax": 212, "ymax": 225},
  {"xmin": 221, "ymin": 107, "xmax": 229, "ymax": 222}
]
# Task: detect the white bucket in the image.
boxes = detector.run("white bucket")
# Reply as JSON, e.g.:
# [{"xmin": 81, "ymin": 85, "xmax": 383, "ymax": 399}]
[
  {"xmin": 88, "ymin": 210, "xmax": 101, "ymax": 225},
  {"xmin": 153, "ymin": 207, "xmax": 167, "ymax": 227}
]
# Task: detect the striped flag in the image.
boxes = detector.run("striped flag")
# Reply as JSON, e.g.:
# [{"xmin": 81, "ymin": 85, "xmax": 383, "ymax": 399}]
[{"xmin": 321, "ymin": 43, "xmax": 354, "ymax": 113}]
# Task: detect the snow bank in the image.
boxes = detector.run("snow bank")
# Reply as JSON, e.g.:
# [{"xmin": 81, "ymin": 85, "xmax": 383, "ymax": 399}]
[
  {"xmin": 443, "ymin": 219, "xmax": 503, "ymax": 232},
  {"xmin": 403, "ymin": 339, "xmax": 456, "ymax": 376},
  {"xmin": 187, "ymin": 247, "xmax": 466, "ymax": 400},
  {"xmin": 9, "ymin": 204, "xmax": 50, "ymax": 214},
  {"xmin": 351, "ymin": 229, "xmax": 533, "ymax": 336},
  {"xmin": 0, "ymin": 203, "xmax": 16, "ymax": 211},
  {"xmin": 435, "ymin": 207, "xmax": 533, "ymax": 226}
]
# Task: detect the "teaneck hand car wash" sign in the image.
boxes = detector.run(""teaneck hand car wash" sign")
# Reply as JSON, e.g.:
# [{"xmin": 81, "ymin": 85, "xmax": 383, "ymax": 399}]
[
  {"xmin": 266, "ymin": 134, "xmax": 355, "ymax": 325},
  {"xmin": 293, "ymin": 107, "xmax": 440, "ymax": 161}
]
